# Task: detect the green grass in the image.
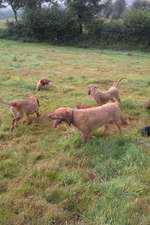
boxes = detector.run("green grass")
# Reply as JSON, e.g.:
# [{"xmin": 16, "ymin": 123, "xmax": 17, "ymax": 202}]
[
  {"xmin": 0, "ymin": 39, "xmax": 150, "ymax": 225},
  {"xmin": 0, "ymin": 20, "xmax": 6, "ymax": 29}
]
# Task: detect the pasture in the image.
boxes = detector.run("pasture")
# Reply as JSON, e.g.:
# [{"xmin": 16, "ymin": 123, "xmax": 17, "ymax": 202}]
[
  {"xmin": 0, "ymin": 20, "xmax": 6, "ymax": 29},
  {"xmin": 0, "ymin": 39, "xmax": 150, "ymax": 225}
]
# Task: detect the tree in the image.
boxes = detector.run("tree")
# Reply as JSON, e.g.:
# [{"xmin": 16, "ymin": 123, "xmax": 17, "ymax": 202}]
[
  {"xmin": 24, "ymin": 0, "xmax": 44, "ymax": 9},
  {"xmin": 24, "ymin": 0, "xmax": 56, "ymax": 9},
  {"xmin": 0, "ymin": 0, "xmax": 24, "ymax": 21},
  {"xmin": 8, "ymin": 0, "xmax": 23, "ymax": 21},
  {"xmin": 66, "ymin": 0, "xmax": 109, "ymax": 34},
  {"xmin": 124, "ymin": 8, "xmax": 150, "ymax": 42},
  {"xmin": 0, "ymin": 0, "xmax": 6, "ymax": 7},
  {"xmin": 101, "ymin": 0, "xmax": 114, "ymax": 18},
  {"xmin": 1, "ymin": 0, "xmax": 54, "ymax": 21},
  {"xmin": 112, "ymin": 0, "xmax": 126, "ymax": 18},
  {"xmin": 132, "ymin": 0, "xmax": 150, "ymax": 10}
]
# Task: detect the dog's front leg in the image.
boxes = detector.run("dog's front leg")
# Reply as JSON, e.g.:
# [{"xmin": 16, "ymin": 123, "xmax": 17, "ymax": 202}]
[
  {"xmin": 81, "ymin": 131, "xmax": 91, "ymax": 143},
  {"xmin": 103, "ymin": 124, "xmax": 109, "ymax": 135}
]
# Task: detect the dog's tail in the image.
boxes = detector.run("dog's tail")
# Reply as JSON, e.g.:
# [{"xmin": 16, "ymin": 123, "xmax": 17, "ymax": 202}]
[{"xmin": 114, "ymin": 78, "xmax": 126, "ymax": 88}]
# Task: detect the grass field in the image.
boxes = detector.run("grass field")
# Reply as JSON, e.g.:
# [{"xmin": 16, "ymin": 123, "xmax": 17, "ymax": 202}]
[
  {"xmin": 0, "ymin": 20, "xmax": 6, "ymax": 29},
  {"xmin": 0, "ymin": 39, "xmax": 150, "ymax": 225}
]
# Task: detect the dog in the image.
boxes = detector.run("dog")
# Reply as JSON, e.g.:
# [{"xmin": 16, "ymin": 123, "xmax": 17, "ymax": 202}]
[
  {"xmin": 141, "ymin": 126, "xmax": 150, "ymax": 137},
  {"xmin": 88, "ymin": 78, "xmax": 126, "ymax": 106},
  {"xmin": 0, "ymin": 96, "xmax": 40, "ymax": 131},
  {"xmin": 48, "ymin": 102, "xmax": 124, "ymax": 142},
  {"xmin": 36, "ymin": 79, "xmax": 52, "ymax": 91}
]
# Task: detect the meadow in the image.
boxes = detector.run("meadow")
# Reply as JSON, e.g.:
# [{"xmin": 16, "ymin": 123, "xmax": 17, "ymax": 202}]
[{"xmin": 0, "ymin": 39, "xmax": 150, "ymax": 225}]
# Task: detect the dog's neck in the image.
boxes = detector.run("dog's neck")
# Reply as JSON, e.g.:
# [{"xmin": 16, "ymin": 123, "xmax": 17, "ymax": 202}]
[
  {"xmin": 91, "ymin": 87, "xmax": 103, "ymax": 97},
  {"xmin": 70, "ymin": 109, "xmax": 74, "ymax": 125},
  {"xmin": 91, "ymin": 88, "xmax": 98, "ymax": 96}
]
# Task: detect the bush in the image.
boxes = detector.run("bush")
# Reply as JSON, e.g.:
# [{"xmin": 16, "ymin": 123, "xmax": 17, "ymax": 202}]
[
  {"xmin": 85, "ymin": 10, "xmax": 150, "ymax": 48},
  {"xmin": 101, "ymin": 19, "xmax": 125, "ymax": 42},
  {"xmin": 1, "ymin": 6, "xmax": 150, "ymax": 49},
  {"xmin": 4, "ymin": 7, "xmax": 81, "ymax": 42},
  {"xmin": 124, "ymin": 9, "xmax": 150, "ymax": 43},
  {"xmin": 87, "ymin": 19, "xmax": 104, "ymax": 36},
  {"xmin": 85, "ymin": 19, "xmax": 125, "ymax": 47}
]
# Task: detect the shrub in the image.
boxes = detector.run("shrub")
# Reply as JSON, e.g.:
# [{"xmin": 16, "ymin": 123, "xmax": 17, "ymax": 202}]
[
  {"xmin": 101, "ymin": 19, "xmax": 125, "ymax": 42},
  {"xmin": 4, "ymin": 7, "xmax": 81, "ymax": 42},
  {"xmin": 1, "ymin": 6, "xmax": 150, "ymax": 49},
  {"xmin": 124, "ymin": 9, "xmax": 150, "ymax": 43},
  {"xmin": 87, "ymin": 19, "xmax": 104, "ymax": 36}
]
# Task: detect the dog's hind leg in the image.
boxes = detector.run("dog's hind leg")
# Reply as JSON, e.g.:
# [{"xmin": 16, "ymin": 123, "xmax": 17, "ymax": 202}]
[
  {"xmin": 103, "ymin": 124, "xmax": 109, "ymax": 135},
  {"xmin": 81, "ymin": 131, "xmax": 91, "ymax": 142},
  {"xmin": 35, "ymin": 110, "xmax": 40, "ymax": 118},
  {"xmin": 114, "ymin": 121, "xmax": 122, "ymax": 134},
  {"xmin": 11, "ymin": 116, "xmax": 22, "ymax": 131}
]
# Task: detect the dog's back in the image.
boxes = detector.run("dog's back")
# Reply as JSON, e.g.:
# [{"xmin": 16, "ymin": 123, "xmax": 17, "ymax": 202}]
[
  {"xmin": 10, "ymin": 97, "xmax": 39, "ymax": 115},
  {"xmin": 74, "ymin": 102, "xmax": 122, "ymax": 131}
]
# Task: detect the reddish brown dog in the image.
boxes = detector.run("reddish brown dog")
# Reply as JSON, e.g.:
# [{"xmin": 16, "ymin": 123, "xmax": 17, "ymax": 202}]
[
  {"xmin": 9, "ymin": 96, "xmax": 40, "ymax": 131},
  {"xmin": 36, "ymin": 79, "xmax": 52, "ymax": 91},
  {"xmin": 48, "ymin": 102, "xmax": 124, "ymax": 142}
]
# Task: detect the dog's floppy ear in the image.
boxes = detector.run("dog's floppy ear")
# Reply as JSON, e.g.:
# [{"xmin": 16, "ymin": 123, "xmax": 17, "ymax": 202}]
[
  {"xmin": 36, "ymin": 97, "xmax": 40, "ymax": 106},
  {"xmin": 88, "ymin": 85, "xmax": 97, "ymax": 95},
  {"xmin": 10, "ymin": 102, "xmax": 22, "ymax": 109},
  {"xmin": 88, "ymin": 86, "xmax": 92, "ymax": 95},
  {"xmin": 48, "ymin": 112, "xmax": 54, "ymax": 119}
]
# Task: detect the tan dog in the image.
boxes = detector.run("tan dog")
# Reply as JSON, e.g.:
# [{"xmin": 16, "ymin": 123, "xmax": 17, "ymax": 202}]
[
  {"xmin": 0, "ymin": 96, "xmax": 40, "ymax": 131},
  {"xmin": 88, "ymin": 78, "xmax": 125, "ymax": 106},
  {"xmin": 48, "ymin": 102, "xmax": 123, "ymax": 142},
  {"xmin": 36, "ymin": 79, "xmax": 52, "ymax": 91}
]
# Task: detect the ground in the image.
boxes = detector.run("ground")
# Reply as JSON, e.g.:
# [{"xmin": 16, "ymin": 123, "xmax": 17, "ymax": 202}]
[{"xmin": 0, "ymin": 39, "xmax": 150, "ymax": 225}]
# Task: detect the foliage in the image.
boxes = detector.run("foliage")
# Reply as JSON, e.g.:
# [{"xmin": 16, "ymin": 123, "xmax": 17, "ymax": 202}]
[
  {"xmin": 132, "ymin": 0, "xmax": 150, "ymax": 10},
  {"xmin": 0, "ymin": 0, "xmax": 24, "ymax": 21},
  {"xmin": 3, "ymin": 7, "xmax": 80, "ymax": 42},
  {"xmin": 63, "ymin": 0, "xmax": 110, "ymax": 34},
  {"xmin": 1, "ymin": 0, "xmax": 150, "ymax": 49},
  {"xmin": 124, "ymin": 8, "xmax": 150, "ymax": 42},
  {"xmin": 112, "ymin": 0, "xmax": 126, "ymax": 18}
]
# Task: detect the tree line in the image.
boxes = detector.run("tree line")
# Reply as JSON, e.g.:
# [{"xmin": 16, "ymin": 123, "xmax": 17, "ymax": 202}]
[{"xmin": 0, "ymin": 0, "xmax": 150, "ymax": 49}]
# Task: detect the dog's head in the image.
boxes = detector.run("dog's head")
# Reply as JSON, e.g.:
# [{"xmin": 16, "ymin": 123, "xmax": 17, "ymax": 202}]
[
  {"xmin": 88, "ymin": 85, "xmax": 98, "ymax": 95},
  {"xmin": 10, "ymin": 101, "xmax": 22, "ymax": 109},
  {"xmin": 40, "ymin": 79, "xmax": 52, "ymax": 85},
  {"xmin": 29, "ymin": 96, "xmax": 40, "ymax": 106},
  {"xmin": 48, "ymin": 107, "xmax": 73, "ymax": 128}
]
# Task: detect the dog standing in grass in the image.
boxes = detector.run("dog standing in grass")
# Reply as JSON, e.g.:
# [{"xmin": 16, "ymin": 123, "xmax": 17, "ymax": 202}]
[
  {"xmin": 49, "ymin": 101, "xmax": 124, "ymax": 142},
  {"xmin": 36, "ymin": 79, "xmax": 52, "ymax": 91},
  {"xmin": 88, "ymin": 78, "xmax": 126, "ymax": 106},
  {"xmin": 0, "ymin": 96, "xmax": 40, "ymax": 131}
]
